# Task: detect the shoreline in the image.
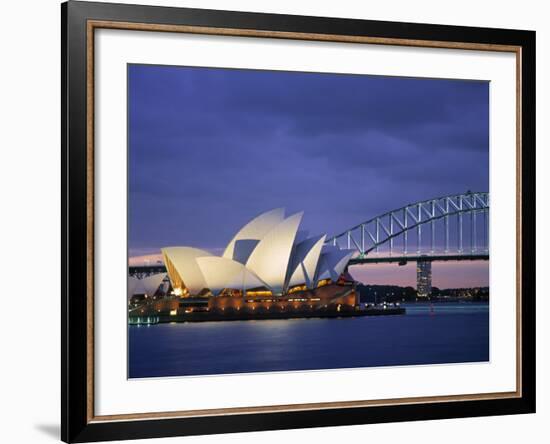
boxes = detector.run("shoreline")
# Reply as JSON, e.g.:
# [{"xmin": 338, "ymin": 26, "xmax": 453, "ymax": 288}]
[{"xmin": 129, "ymin": 307, "xmax": 406, "ymax": 325}]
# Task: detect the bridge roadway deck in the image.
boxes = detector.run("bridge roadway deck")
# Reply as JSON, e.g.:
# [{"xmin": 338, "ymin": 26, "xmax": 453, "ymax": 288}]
[
  {"xmin": 129, "ymin": 253, "xmax": 488, "ymax": 275},
  {"xmin": 349, "ymin": 253, "xmax": 489, "ymax": 265}
]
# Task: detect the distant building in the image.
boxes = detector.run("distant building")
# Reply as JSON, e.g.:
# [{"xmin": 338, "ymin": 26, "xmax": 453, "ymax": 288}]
[{"xmin": 417, "ymin": 259, "xmax": 432, "ymax": 298}]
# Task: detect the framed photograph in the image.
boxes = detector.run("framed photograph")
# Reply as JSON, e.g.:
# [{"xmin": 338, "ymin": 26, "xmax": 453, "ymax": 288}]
[{"xmin": 61, "ymin": 1, "xmax": 536, "ymax": 442}]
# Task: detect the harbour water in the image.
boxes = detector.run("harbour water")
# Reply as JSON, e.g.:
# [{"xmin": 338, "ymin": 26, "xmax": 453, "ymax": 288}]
[{"xmin": 128, "ymin": 302, "xmax": 489, "ymax": 378}]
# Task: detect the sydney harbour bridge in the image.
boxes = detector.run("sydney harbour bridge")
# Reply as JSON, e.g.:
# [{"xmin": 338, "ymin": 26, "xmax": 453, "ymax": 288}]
[
  {"xmin": 327, "ymin": 191, "xmax": 489, "ymax": 264},
  {"xmin": 129, "ymin": 191, "xmax": 489, "ymax": 293}
]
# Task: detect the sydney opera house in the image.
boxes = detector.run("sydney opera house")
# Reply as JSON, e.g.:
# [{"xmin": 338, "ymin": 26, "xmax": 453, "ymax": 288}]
[{"xmin": 129, "ymin": 209, "xmax": 360, "ymax": 320}]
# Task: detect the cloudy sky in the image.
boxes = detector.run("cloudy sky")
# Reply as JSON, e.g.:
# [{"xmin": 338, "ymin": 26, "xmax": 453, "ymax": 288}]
[{"xmin": 128, "ymin": 64, "xmax": 489, "ymax": 288}]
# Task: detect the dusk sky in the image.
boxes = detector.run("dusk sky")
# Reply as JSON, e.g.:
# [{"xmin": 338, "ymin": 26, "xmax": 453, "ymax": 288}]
[{"xmin": 128, "ymin": 64, "xmax": 489, "ymax": 288}]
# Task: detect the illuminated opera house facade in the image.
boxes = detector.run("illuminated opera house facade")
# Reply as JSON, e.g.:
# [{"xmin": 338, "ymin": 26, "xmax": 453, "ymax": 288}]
[{"xmin": 132, "ymin": 209, "xmax": 358, "ymax": 319}]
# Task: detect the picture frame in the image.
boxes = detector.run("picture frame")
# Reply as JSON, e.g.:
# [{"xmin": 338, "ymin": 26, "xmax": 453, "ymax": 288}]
[{"xmin": 61, "ymin": 1, "xmax": 536, "ymax": 442}]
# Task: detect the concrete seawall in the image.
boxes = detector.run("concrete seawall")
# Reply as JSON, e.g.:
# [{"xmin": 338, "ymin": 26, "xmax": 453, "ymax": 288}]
[{"xmin": 129, "ymin": 307, "xmax": 406, "ymax": 324}]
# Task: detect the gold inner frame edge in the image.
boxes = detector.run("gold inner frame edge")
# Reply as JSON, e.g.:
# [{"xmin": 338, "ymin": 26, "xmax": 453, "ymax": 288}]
[{"xmin": 85, "ymin": 19, "xmax": 523, "ymax": 423}]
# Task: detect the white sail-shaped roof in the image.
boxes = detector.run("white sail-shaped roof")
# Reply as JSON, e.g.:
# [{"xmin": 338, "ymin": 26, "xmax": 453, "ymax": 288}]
[
  {"xmin": 245, "ymin": 212, "xmax": 303, "ymax": 294},
  {"xmin": 315, "ymin": 255, "xmax": 332, "ymax": 282},
  {"xmin": 315, "ymin": 248, "xmax": 354, "ymax": 285},
  {"xmin": 139, "ymin": 273, "xmax": 167, "ymax": 297},
  {"xmin": 287, "ymin": 234, "xmax": 326, "ymax": 289},
  {"xmin": 314, "ymin": 245, "xmax": 337, "ymax": 281},
  {"xmin": 161, "ymin": 247, "xmax": 212, "ymax": 295},
  {"xmin": 128, "ymin": 276, "xmax": 140, "ymax": 300},
  {"xmin": 128, "ymin": 274, "xmax": 165, "ymax": 298},
  {"xmin": 222, "ymin": 208, "xmax": 285, "ymax": 263},
  {"xmin": 196, "ymin": 256, "xmax": 267, "ymax": 294},
  {"xmin": 331, "ymin": 251, "xmax": 354, "ymax": 280},
  {"xmin": 232, "ymin": 239, "xmax": 260, "ymax": 264},
  {"xmin": 159, "ymin": 209, "xmax": 355, "ymax": 297}
]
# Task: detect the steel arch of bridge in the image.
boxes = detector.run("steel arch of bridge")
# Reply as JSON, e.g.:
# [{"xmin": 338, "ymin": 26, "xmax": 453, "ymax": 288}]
[{"xmin": 326, "ymin": 192, "xmax": 489, "ymax": 259}]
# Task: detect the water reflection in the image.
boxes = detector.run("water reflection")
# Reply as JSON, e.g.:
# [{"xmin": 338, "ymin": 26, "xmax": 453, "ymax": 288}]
[{"xmin": 129, "ymin": 303, "xmax": 489, "ymax": 378}]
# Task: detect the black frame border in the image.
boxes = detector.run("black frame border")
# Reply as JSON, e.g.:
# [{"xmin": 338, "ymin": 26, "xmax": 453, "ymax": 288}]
[{"xmin": 62, "ymin": 1, "xmax": 536, "ymax": 442}]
